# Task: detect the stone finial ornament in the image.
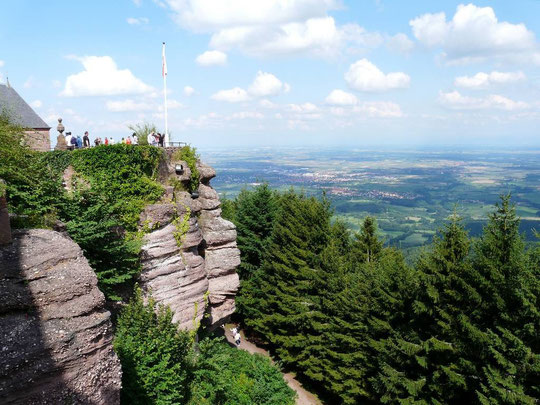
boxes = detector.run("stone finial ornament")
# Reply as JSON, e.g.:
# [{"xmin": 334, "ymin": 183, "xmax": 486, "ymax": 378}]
[{"xmin": 55, "ymin": 118, "xmax": 68, "ymax": 150}]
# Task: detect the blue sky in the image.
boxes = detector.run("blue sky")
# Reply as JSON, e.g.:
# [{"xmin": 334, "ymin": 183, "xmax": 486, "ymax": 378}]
[{"xmin": 1, "ymin": 0, "xmax": 540, "ymax": 147}]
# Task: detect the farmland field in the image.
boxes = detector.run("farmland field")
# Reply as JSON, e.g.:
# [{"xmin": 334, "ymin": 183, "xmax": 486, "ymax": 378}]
[{"xmin": 200, "ymin": 147, "xmax": 540, "ymax": 249}]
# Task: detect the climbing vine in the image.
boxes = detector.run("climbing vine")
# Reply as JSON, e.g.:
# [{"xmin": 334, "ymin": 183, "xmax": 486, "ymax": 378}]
[
  {"xmin": 173, "ymin": 204, "xmax": 191, "ymax": 247},
  {"xmin": 172, "ymin": 145, "xmax": 200, "ymax": 193}
]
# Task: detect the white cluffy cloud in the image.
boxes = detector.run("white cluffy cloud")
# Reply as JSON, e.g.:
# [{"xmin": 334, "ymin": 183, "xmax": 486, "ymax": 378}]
[
  {"xmin": 386, "ymin": 33, "xmax": 414, "ymax": 54},
  {"xmin": 106, "ymin": 98, "xmax": 183, "ymax": 112},
  {"xmin": 127, "ymin": 17, "xmax": 149, "ymax": 25},
  {"xmin": 454, "ymin": 71, "xmax": 526, "ymax": 89},
  {"xmin": 30, "ymin": 100, "xmax": 42, "ymax": 109},
  {"xmin": 211, "ymin": 87, "xmax": 250, "ymax": 103},
  {"xmin": 106, "ymin": 99, "xmax": 153, "ymax": 112},
  {"xmin": 410, "ymin": 4, "xmax": 540, "ymax": 64},
  {"xmin": 345, "ymin": 59, "xmax": 410, "ymax": 92},
  {"xmin": 248, "ymin": 71, "xmax": 290, "ymax": 97},
  {"xmin": 0, "ymin": 60, "xmax": 4, "ymax": 67},
  {"xmin": 61, "ymin": 56, "xmax": 153, "ymax": 97},
  {"xmin": 325, "ymin": 89, "xmax": 358, "ymax": 106},
  {"xmin": 184, "ymin": 86, "xmax": 196, "ymax": 96},
  {"xmin": 439, "ymin": 90, "xmax": 529, "ymax": 111},
  {"xmin": 354, "ymin": 101, "xmax": 403, "ymax": 118},
  {"xmin": 196, "ymin": 50, "xmax": 227, "ymax": 66},
  {"xmin": 162, "ymin": 0, "xmax": 381, "ymax": 58},
  {"xmin": 166, "ymin": 0, "xmax": 339, "ymax": 30},
  {"xmin": 211, "ymin": 71, "xmax": 289, "ymax": 102}
]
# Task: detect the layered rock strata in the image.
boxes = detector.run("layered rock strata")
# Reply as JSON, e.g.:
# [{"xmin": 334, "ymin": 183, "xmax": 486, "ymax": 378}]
[
  {"xmin": 139, "ymin": 158, "xmax": 240, "ymax": 330},
  {"xmin": 0, "ymin": 229, "xmax": 121, "ymax": 404}
]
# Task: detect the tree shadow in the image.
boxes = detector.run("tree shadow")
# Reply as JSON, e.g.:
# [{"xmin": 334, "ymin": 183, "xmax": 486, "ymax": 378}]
[{"xmin": 0, "ymin": 230, "xmax": 101, "ymax": 404}]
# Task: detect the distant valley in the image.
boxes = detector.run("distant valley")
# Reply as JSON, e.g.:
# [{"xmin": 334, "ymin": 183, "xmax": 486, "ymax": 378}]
[{"xmin": 201, "ymin": 147, "xmax": 540, "ymax": 249}]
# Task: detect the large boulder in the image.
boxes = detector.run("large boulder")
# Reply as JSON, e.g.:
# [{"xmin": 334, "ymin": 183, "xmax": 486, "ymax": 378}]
[{"xmin": 0, "ymin": 229, "xmax": 121, "ymax": 404}]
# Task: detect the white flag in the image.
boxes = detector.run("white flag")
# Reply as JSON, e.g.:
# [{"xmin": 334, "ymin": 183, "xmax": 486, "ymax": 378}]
[{"xmin": 162, "ymin": 42, "xmax": 167, "ymax": 77}]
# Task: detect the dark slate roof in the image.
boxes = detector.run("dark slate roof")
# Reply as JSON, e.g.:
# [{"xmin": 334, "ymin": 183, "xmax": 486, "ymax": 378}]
[{"xmin": 0, "ymin": 84, "xmax": 50, "ymax": 129}]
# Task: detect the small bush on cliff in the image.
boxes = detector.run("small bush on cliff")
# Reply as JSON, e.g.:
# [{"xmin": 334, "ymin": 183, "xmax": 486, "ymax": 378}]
[{"xmin": 128, "ymin": 121, "xmax": 159, "ymax": 146}]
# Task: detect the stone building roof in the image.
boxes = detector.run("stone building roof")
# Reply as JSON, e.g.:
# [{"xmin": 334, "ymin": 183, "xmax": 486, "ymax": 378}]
[{"xmin": 0, "ymin": 84, "xmax": 50, "ymax": 130}]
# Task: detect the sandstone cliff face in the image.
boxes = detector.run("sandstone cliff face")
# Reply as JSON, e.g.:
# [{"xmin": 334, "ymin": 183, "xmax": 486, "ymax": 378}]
[
  {"xmin": 139, "ymin": 158, "xmax": 240, "ymax": 330},
  {"xmin": 0, "ymin": 229, "xmax": 122, "ymax": 404}
]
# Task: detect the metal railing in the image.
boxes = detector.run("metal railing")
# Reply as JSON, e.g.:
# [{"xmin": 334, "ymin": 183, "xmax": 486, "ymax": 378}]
[{"xmin": 166, "ymin": 142, "xmax": 188, "ymax": 148}]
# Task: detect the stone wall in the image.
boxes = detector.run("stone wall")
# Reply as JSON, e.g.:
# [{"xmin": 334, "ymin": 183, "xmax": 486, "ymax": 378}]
[{"xmin": 24, "ymin": 129, "xmax": 50, "ymax": 152}]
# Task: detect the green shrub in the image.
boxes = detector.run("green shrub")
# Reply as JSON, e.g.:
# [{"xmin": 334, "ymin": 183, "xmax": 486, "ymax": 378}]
[
  {"xmin": 189, "ymin": 338, "xmax": 296, "ymax": 405},
  {"xmin": 2, "ymin": 132, "xmax": 166, "ymax": 298},
  {"xmin": 128, "ymin": 122, "xmax": 159, "ymax": 146},
  {"xmin": 114, "ymin": 286, "xmax": 194, "ymax": 405},
  {"xmin": 115, "ymin": 287, "xmax": 296, "ymax": 405}
]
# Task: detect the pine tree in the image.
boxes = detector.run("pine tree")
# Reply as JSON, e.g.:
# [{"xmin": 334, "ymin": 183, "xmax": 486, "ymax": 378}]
[
  {"xmin": 238, "ymin": 191, "xmax": 332, "ymax": 367},
  {"xmin": 371, "ymin": 214, "xmax": 476, "ymax": 403},
  {"xmin": 234, "ymin": 184, "xmax": 278, "ymax": 279},
  {"xmin": 471, "ymin": 195, "xmax": 538, "ymax": 403},
  {"xmin": 351, "ymin": 216, "xmax": 384, "ymax": 264}
]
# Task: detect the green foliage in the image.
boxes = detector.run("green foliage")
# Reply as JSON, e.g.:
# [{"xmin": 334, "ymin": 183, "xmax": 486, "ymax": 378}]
[
  {"xmin": 173, "ymin": 146, "xmax": 200, "ymax": 193},
  {"xmin": 0, "ymin": 113, "xmax": 66, "ymax": 226},
  {"xmin": 128, "ymin": 121, "xmax": 159, "ymax": 146},
  {"xmin": 220, "ymin": 196, "xmax": 237, "ymax": 222},
  {"xmin": 189, "ymin": 338, "xmax": 296, "ymax": 405},
  {"xmin": 1, "ymin": 126, "xmax": 165, "ymax": 298},
  {"xmin": 114, "ymin": 286, "xmax": 194, "ymax": 405},
  {"xmin": 234, "ymin": 184, "xmax": 278, "ymax": 279},
  {"xmin": 115, "ymin": 287, "xmax": 296, "ymax": 405},
  {"xmin": 173, "ymin": 205, "xmax": 191, "ymax": 247},
  {"xmin": 351, "ymin": 216, "xmax": 384, "ymax": 263},
  {"xmin": 230, "ymin": 187, "xmax": 540, "ymax": 404}
]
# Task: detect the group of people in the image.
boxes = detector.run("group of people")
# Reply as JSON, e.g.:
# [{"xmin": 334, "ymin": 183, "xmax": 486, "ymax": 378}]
[
  {"xmin": 64, "ymin": 131, "xmax": 142, "ymax": 149},
  {"xmin": 230, "ymin": 327, "xmax": 242, "ymax": 346},
  {"xmin": 64, "ymin": 131, "xmax": 92, "ymax": 150},
  {"xmin": 147, "ymin": 131, "xmax": 166, "ymax": 147}
]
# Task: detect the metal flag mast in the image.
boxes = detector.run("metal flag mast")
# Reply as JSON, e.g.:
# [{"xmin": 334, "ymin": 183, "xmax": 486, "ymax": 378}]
[{"xmin": 162, "ymin": 42, "xmax": 169, "ymax": 146}]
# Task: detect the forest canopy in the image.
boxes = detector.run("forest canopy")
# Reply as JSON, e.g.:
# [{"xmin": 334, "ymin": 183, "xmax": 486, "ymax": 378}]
[{"xmin": 225, "ymin": 184, "xmax": 540, "ymax": 404}]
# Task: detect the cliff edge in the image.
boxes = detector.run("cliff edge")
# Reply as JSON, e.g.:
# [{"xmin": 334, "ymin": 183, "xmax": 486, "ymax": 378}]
[{"xmin": 138, "ymin": 154, "xmax": 240, "ymax": 330}]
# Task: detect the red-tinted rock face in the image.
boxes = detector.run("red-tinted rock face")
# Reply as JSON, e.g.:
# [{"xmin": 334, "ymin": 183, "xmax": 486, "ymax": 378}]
[
  {"xmin": 0, "ymin": 229, "xmax": 122, "ymax": 404},
  {"xmin": 138, "ymin": 159, "xmax": 240, "ymax": 330}
]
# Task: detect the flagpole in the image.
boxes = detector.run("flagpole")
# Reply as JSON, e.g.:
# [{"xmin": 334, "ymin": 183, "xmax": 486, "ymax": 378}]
[{"xmin": 162, "ymin": 42, "xmax": 169, "ymax": 146}]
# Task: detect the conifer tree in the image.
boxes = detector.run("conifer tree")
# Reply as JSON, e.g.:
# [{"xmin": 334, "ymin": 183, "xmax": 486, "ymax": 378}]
[
  {"xmin": 471, "ymin": 195, "xmax": 538, "ymax": 403},
  {"xmin": 238, "ymin": 191, "xmax": 332, "ymax": 367},
  {"xmin": 234, "ymin": 184, "xmax": 278, "ymax": 279},
  {"xmin": 351, "ymin": 216, "xmax": 384, "ymax": 263}
]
